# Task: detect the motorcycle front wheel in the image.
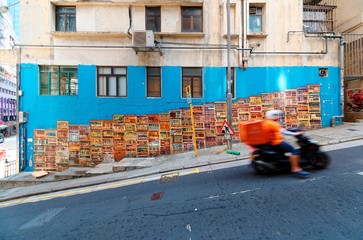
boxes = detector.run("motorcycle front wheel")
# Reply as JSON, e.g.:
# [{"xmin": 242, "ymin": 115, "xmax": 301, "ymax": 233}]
[{"xmin": 312, "ymin": 152, "xmax": 330, "ymax": 169}]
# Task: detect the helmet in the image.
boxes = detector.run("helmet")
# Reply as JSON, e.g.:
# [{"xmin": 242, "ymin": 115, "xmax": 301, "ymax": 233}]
[{"xmin": 265, "ymin": 110, "xmax": 284, "ymax": 120}]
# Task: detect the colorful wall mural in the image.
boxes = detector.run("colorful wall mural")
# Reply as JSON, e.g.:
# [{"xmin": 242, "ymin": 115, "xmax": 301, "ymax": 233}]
[
  {"xmin": 346, "ymin": 88, "xmax": 363, "ymax": 113},
  {"xmin": 32, "ymin": 84, "xmax": 322, "ymax": 172}
]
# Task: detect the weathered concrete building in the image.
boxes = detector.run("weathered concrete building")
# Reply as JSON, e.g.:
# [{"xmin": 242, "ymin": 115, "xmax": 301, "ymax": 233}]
[
  {"xmin": 15, "ymin": 0, "xmax": 344, "ymax": 171},
  {"xmin": 336, "ymin": 0, "xmax": 363, "ymax": 122}
]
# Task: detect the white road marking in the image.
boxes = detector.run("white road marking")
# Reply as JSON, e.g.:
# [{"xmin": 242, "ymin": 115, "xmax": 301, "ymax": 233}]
[
  {"xmin": 186, "ymin": 224, "xmax": 192, "ymax": 233},
  {"xmin": 301, "ymin": 176, "xmax": 327, "ymax": 182},
  {"xmin": 205, "ymin": 195, "xmax": 222, "ymax": 199},
  {"xmin": 204, "ymin": 188, "xmax": 260, "ymax": 200},
  {"xmin": 20, "ymin": 207, "xmax": 65, "ymax": 229},
  {"xmin": 231, "ymin": 188, "xmax": 260, "ymax": 195}
]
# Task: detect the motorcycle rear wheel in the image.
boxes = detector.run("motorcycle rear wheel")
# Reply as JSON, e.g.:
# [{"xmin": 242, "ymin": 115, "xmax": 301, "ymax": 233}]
[
  {"xmin": 252, "ymin": 161, "xmax": 271, "ymax": 175},
  {"xmin": 312, "ymin": 152, "xmax": 330, "ymax": 169}
]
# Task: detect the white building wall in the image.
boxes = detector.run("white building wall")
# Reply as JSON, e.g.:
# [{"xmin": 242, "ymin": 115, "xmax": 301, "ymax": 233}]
[{"xmin": 17, "ymin": 0, "xmax": 339, "ymax": 68}]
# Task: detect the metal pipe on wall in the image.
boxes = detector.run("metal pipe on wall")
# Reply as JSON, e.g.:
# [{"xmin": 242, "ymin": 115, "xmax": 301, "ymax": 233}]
[
  {"xmin": 242, "ymin": 0, "xmax": 248, "ymax": 69},
  {"xmin": 237, "ymin": 0, "xmax": 243, "ymax": 68},
  {"xmin": 339, "ymin": 38, "xmax": 345, "ymax": 118},
  {"xmin": 226, "ymin": 0, "xmax": 233, "ymax": 149}
]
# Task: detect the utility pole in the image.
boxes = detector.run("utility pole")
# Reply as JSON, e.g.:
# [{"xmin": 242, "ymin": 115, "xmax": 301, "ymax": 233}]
[{"xmin": 226, "ymin": 0, "xmax": 233, "ymax": 150}]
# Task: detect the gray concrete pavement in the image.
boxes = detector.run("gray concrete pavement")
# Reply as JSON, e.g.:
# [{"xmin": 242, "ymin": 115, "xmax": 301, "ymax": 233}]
[{"xmin": 0, "ymin": 121, "xmax": 362, "ymax": 202}]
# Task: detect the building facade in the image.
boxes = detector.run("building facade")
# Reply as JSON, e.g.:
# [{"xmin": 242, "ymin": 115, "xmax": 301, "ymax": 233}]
[
  {"xmin": 335, "ymin": 0, "xmax": 363, "ymax": 122},
  {"xmin": 17, "ymin": 0, "xmax": 343, "ymax": 171},
  {"xmin": 0, "ymin": 0, "xmax": 17, "ymax": 125}
]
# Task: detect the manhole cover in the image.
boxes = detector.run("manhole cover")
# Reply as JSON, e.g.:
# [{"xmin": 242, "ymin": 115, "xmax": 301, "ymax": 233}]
[
  {"xmin": 150, "ymin": 192, "xmax": 164, "ymax": 201},
  {"xmin": 159, "ymin": 173, "xmax": 179, "ymax": 183}
]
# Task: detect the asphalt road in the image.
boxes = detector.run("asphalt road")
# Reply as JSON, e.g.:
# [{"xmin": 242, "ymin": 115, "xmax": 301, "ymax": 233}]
[{"xmin": 0, "ymin": 143, "xmax": 362, "ymax": 240}]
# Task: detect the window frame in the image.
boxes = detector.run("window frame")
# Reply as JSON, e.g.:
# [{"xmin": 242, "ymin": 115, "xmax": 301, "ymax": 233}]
[
  {"xmin": 97, "ymin": 66, "xmax": 128, "ymax": 97},
  {"xmin": 55, "ymin": 6, "xmax": 76, "ymax": 32},
  {"xmin": 145, "ymin": 6, "xmax": 161, "ymax": 32},
  {"xmin": 182, "ymin": 67, "xmax": 203, "ymax": 98},
  {"xmin": 39, "ymin": 66, "xmax": 78, "ymax": 96},
  {"xmin": 249, "ymin": 6, "xmax": 263, "ymax": 33},
  {"xmin": 181, "ymin": 6, "xmax": 203, "ymax": 32},
  {"xmin": 146, "ymin": 67, "xmax": 161, "ymax": 98}
]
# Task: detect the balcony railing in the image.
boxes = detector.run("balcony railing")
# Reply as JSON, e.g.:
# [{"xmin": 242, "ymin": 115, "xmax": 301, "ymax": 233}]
[{"xmin": 343, "ymin": 34, "xmax": 363, "ymax": 80}]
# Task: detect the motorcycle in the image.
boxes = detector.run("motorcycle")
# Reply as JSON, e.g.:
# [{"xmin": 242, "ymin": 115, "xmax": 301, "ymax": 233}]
[{"xmin": 249, "ymin": 128, "xmax": 330, "ymax": 174}]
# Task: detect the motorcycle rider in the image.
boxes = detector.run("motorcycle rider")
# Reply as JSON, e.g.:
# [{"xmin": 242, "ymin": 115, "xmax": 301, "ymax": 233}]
[{"xmin": 264, "ymin": 110, "xmax": 310, "ymax": 177}]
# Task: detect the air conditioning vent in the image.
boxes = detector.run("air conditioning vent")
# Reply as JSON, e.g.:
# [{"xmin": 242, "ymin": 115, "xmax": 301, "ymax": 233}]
[
  {"xmin": 132, "ymin": 30, "xmax": 154, "ymax": 47},
  {"xmin": 249, "ymin": 7, "xmax": 262, "ymax": 15},
  {"xmin": 249, "ymin": 7, "xmax": 257, "ymax": 14}
]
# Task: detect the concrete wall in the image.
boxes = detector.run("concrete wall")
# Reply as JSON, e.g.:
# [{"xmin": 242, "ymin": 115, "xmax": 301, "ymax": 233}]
[
  {"xmin": 335, "ymin": 0, "xmax": 363, "ymax": 33},
  {"xmin": 18, "ymin": 0, "xmax": 340, "ymax": 67},
  {"xmin": 335, "ymin": 0, "xmax": 363, "ymax": 122}
]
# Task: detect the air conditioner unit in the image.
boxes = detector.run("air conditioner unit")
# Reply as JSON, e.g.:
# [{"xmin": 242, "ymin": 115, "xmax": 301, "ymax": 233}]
[{"xmin": 132, "ymin": 30, "xmax": 154, "ymax": 47}]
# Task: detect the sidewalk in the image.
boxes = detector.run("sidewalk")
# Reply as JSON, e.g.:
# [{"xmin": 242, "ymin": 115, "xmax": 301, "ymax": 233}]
[{"xmin": 0, "ymin": 121, "xmax": 363, "ymax": 202}]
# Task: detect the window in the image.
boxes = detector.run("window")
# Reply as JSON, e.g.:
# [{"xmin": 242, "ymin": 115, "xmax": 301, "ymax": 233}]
[
  {"xmin": 39, "ymin": 66, "xmax": 78, "ymax": 96},
  {"xmin": 249, "ymin": 7, "xmax": 262, "ymax": 33},
  {"xmin": 226, "ymin": 67, "xmax": 236, "ymax": 99},
  {"xmin": 146, "ymin": 7, "xmax": 161, "ymax": 32},
  {"xmin": 182, "ymin": 68, "xmax": 202, "ymax": 98},
  {"xmin": 303, "ymin": 2, "xmax": 336, "ymax": 33},
  {"xmin": 181, "ymin": 7, "xmax": 203, "ymax": 32},
  {"xmin": 56, "ymin": 6, "xmax": 76, "ymax": 32},
  {"xmin": 97, "ymin": 67, "xmax": 127, "ymax": 97},
  {"xmin": 303, "ymin": 11, "xmax": 328, "ymax": 32},
  {"xmin": 147, "ymin": 67, "xmax": 161, "ymax": 97}
]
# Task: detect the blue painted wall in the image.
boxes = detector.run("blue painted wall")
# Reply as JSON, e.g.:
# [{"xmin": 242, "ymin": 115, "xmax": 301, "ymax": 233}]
[{"xmin": 20, "ymin": 63, "xmax": 340, "ymax": 171}]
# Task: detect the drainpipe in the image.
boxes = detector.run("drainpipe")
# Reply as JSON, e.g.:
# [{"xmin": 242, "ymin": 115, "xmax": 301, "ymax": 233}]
[
  {"xmin": 339, "ymin": 38, "xmax": 345, "ymax": 118},
  {"xmin": 237, "ymin": 0, "xmax": 242, "ymax": 68},
  {"xmin": 127, "ymin": 5, "xmax": 132, "ymax": 36},
  {"xmin": 241, "ymin": 0, "xmax": 248, "ymax": 69},
  {"xmin": 332, "ymin": 37, "xmax": 346, "ymax": 126}
]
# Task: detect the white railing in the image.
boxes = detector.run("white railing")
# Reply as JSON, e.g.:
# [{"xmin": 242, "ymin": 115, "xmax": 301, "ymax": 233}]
[{"xmin": 5, "ymin": 160, "xmax": 17, "ymax": 177}]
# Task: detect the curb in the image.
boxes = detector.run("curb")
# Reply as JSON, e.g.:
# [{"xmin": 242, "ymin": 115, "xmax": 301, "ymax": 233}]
[{"xmin": 0, "ymin": 135, "xmax": 362, "ymax": 203}]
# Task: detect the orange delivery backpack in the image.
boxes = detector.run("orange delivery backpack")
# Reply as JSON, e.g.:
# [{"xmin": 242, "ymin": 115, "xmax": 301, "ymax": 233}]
[{"xmin": 238, "ymin": 120, "xmax": 269, "ymax": 146}]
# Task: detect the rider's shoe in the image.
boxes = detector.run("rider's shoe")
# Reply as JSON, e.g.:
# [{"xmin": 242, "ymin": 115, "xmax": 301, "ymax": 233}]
[{"xmin": 293, "ymin": 170, "xmax": 311, "ymax": 178}]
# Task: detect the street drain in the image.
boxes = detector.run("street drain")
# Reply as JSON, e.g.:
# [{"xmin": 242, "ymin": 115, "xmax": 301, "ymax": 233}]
[
  {"xmin": 159, "ymin": 173, "xmax": 179, "ymax": 183},
  {"xmin": 150, "ymin": 191, "xmax": 164, "ymax": 201}
]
